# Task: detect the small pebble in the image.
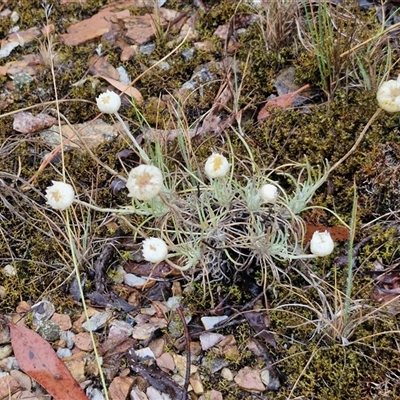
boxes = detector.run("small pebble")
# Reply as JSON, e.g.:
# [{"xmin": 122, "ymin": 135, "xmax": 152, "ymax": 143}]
[
  {"xmin": 200, "ymin": 316, "xmax": 228, "ymax": 330},
  {"xmin": 82, "ymin": 311, "xmax": 112, "ymax": 332},
  {"xmin": 57, "ymin": 348, "xmax": 72, "ymax": 358}
]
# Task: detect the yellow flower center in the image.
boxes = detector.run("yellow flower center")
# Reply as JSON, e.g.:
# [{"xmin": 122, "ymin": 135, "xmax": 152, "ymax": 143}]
[
  {"xmin": 52, "ymin": 190, "xmax": 62, "ymax": 202},
  {"xmin": 137, "ymin": 172, "xmax": 152, "ymax": 188},
  {"xmin": 213, "ymin": 156, "xmax": 223, "ymax": 171}
]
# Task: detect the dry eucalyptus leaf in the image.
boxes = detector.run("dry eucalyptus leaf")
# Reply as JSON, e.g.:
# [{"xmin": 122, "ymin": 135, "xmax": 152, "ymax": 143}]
[
  {"xmin": 88, "ymin": 55, "xmax": 119, "ymax": 81},
  {"xmin": 96, "ymin": 75, "xmax": 143, "ymax": 104},
  {"xmin": 257, "ymin": 84, "xmax": 310, "ymax": 121}
]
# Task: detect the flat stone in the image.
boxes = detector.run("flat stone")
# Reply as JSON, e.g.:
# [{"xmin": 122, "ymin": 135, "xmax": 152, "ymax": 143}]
[
  {"xmin": 131, "ymin": 318, "xmax": 167, "ymax": 340},
  {"xmin": 199, "ymin": 332, "xmax": 224, "ymax": 351},
  {"xmin": 60, "ymin": 330, "xmax": 75, "ymax": 349},
  {"xmin": 234, "ymin": 367, "xmax": 265, "ymax": 393},
  {"xmin": 173, "ymin": 354, "xmax": 197, "ymax": 377},
  {"xmin": 62, "ymin": 352, "xmax": 86, "ymax": 383},
  {"xmin": 130, "ymin": 386, "xmax": 147, "ymax": 400},
  {"xmin": 109, "ymin": 376, "xmax": 134, "ymax": 400},
  {"xmin": 57, "ymin": 348, "xmax": 72, "ymax": 358},
  {"xmin": 200, "ymin": 316, "xmax": 228, "ymax": 330},
  {"xmin": 221, "ymin": 367, "xmax": 234, "ymax": 381},
  {"xmin": 108, "ymin": 320, "xmax": 133, "ymax": 340},
  {"xmin": 0, "ymin": 345, "xmax": 12, "ymax": 360},
  {"xmin": 217, "ymin": 334, "xmax": 240, "ymax": 359},
  {"xmin": 31, "ymin": 300, "xmax": 55, "ymax": 326},
  {"xmin": 124, "ymin": 273, "xmax": 148, "ymax": 288},
  {"xmin": 82, "ymin": 311, "xmax": 112, "ymax": 332},
  {"xmin": 146, "ymin": 386, "xmax": 165, "ymax": 400},
  {"xmin": 16, "ymin": 301, "xmax": 30, "ymax": 314},
  {"xmin": 3, "ymin": 264, "xmax": 16, "ymax": 276},
  {"xmin": 149, "ymin": 337, "xmax": 165, "ymax": 358},
  {"xmin": 86, "ymin": 387, "xmax": 105, "ymax": 400},
  {"xmin": 156, "ymin": 352, "xmax": 175, "ymax": 372},
  {"xmin": 0, "ymin": 375, "xmax": 21, "ymax": 398},
  {"xmin": 189, "ymin": 371, "xmax": 204, "ymax": 395},
  {"xmin": 10, "ymin": 370, "xmax": 31, "ymax": 391},
  {"xmin": 51, "ymin": 313, "xmax": 72, "ymax": 331},
  {"xmin": 199, "ymin": 390, "xmax": 223, "ymax": 400},
  {"xmin": 135, "ymin": 347, "xmax": 155, "ymax": 360},
  {"xmin": 190, "ymin": 341, "xmax": 202, "ymax": 357},
  {"xmin": 0, "ymin": 356, "xmax": 18, "ymax": 371},
  {"xmin": 165, "ymin": 296, "xmax": 181, "ymax": 310},
  {"xmin": 72, "ymin": 314, "xmax": 87, "ymax": 332},
  {"xmin": 140, "ymin": 305, "xmax": 157, "ymax": 316},
  {"xmin": 73, "ymin": 332, "xmax": 94, "ymax": 351},
  {"xmin": 261, "ymin": 368, "xmax": 270, "ymax": 387},
  {"xmin": 201, "ymin": 357, "xmax": 228, "ymax": 374}
]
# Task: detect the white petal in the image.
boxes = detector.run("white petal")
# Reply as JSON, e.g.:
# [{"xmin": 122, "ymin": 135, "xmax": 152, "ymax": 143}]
[
  {"xmin": 310, "ymin": 231, "xmax": 334, "ymax": 257},
  {"xmin": 259, "ymin": 183, "xmax": 278, "ymax": 203}
]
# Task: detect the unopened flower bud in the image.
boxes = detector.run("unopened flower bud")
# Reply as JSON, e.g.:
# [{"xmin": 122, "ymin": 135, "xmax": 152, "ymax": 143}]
[
  {"xmin": 310, "ymin": 230, "xmax": 334, "ymax": 257},
  {"xmin": 259, "ymin": 183, "xmax": 278, "ymax": 203},
  {"xmin": 377, "ymin": 75, "xmax": 400, "ymax": 113}
]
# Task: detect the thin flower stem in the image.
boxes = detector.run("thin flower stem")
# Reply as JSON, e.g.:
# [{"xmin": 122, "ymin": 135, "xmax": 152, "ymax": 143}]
[
  {"xmin": 114, "ymin": 112, "xmax": 151, "ymax": 164},
  {"xmin": 74, "ymin": 199, "xmax": 133, "ymax": 214},
  {"xmin": 65, "ymin": 210, "xmax": 109, "ymax": 400}
]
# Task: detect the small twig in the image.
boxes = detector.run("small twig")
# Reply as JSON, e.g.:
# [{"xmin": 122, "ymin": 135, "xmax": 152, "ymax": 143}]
[
  {"xmin": 329, "ymin": 108, "xmax": 382, "ymax": 174},
  {"xmin": 340, "ymin": 21, "xmax": 400, "ymax": 58},
  {"xmin": 93, "ymin": 240, "xmax": 117, "ymax": 292},
  {"xmin": 128, "ymin": 349, "xmax": 185, "ymax": 398},
  {"xmin": 239, "ymin": 291, "xmax": 265, "ymax": 312},
  {"xmin": 176, "ymin": 306, "xmax": 190, "ymax": 400},
  {"xmin": 190, "ymin": 319, "xmax": 248, "ymax": 339}
]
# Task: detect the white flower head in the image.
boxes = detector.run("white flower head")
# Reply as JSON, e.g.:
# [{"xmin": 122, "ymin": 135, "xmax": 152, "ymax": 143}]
[
  {"xmin": 259, "ymin": 183, "xmax": 278, "ymax": 203},
  {"xmin": 96, "ymin": 90, "xmax": 121, "ymax": 114},
  {"xmin": 310, "ymin": 230, "xmax": 334, "ymax": 257},
  {"xmin": 204, "ymin": 153, "xmax": 230, "ymax": 179},
  {"xmin": 45, "ymin": 181, "xmax": 75, "ymax": 210},
  {"xmin": 142, "ymin": 237, "xmax": 168, "ymax": 263},
  {"xmin": 377, "ymin": 75, "xmax": 400, "ymax": 113},
  {"xmin": 126, "ymin": 165, "xmax": 163, "ymax": 201}
]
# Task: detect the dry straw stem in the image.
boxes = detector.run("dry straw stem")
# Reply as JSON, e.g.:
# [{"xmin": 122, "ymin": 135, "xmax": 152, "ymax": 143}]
[
  {"xmin": 340, "ymin": 21, "xmax": 400, "ymax": 58},
  {"xmin": 257, "ymin": 0, "xmax": 299, "ymax": 51}
]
